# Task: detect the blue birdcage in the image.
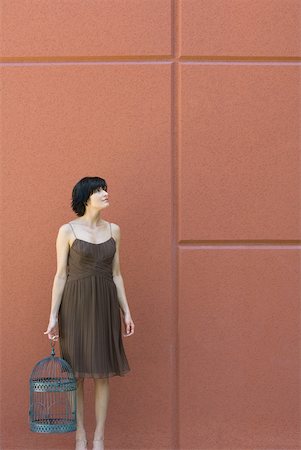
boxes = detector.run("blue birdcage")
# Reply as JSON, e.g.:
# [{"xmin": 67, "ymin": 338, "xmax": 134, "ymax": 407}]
[{"xmin": 29, "ymin": 338, "xmax": 77, "ymax": 433}]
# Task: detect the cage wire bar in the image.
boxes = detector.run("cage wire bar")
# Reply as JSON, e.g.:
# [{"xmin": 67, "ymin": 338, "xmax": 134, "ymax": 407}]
[{"xmin": 29, "ymin": 338, "xmax": 77, "ymax": 433}]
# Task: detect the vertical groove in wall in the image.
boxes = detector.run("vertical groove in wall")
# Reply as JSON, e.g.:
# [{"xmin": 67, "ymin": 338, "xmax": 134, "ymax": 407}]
[{"xmin": 171, "ymin": 0, "xmax": 180, "ymax": 449}]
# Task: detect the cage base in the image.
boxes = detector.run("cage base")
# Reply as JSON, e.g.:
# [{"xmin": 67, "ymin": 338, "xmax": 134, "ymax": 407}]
[{"xmin": 30, "ymin": 418, "xmax": 76, "ymax": 433}]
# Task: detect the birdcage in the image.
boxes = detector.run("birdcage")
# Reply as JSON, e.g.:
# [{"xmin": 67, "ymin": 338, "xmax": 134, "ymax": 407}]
[{"xmin": 29, "ymin": 338, "xmax": 77, "ymax": 433}]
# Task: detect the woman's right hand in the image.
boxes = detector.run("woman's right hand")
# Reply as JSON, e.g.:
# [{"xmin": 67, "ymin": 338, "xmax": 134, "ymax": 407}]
[{"xmin": 44, "ymin": 316, "xmax": 59, "ymax": 341}]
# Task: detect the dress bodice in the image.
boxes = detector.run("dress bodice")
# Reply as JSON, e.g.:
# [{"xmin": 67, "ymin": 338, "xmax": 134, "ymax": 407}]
[{"xmin": 66, "ymin": 237, "xmax": 116, "ymax": 283}]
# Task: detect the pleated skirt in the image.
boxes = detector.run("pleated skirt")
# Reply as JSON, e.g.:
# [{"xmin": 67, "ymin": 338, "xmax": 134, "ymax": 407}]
[{"xmin": 58, "ymin": 274, "xmax": 131, "ymax": 379}]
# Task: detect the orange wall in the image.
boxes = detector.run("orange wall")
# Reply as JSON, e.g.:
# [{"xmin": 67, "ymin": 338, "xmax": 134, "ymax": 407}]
[{"xmin": 0, "ymin": 1, "xmax": 300, "ymax": 449}]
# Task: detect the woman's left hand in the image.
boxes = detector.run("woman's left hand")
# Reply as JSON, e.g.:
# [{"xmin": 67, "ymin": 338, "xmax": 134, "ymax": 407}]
[{"xmin": 122, "ymin": 313, "xmax": 135, "ymax": 337}]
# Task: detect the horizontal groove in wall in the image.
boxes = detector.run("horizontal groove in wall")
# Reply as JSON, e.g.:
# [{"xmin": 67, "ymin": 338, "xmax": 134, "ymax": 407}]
[
  {"xmin": 180, "ymin": 55, "xmax": 301, "ymax": 62},
  {"xmin": 0, "ymin": 61, "xmax": 174, "ymax": 67},
  {"xmin": 179, "ymin": 241, "xmax": 301, "ymax": 248},
  {"xmin": 0, "ymin": 56, "xmax": 301, "ymax": 64},
  {"xmin": 0, "ymin": 55, "xmax": 173, "ymax": 63}
]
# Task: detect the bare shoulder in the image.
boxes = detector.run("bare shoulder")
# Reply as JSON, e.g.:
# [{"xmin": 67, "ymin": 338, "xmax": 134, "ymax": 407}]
[
  {"xmin": 56, "ymin": 222, "xmax": 73, "ymax": 240},
  {"xmin": 109, "ymin": 222, "xmax": 121, "ymax": 239},
  {"xmin": 110, "ymin": 222, "xmax": 120, "ymax": 231},
  {"xmin": 59, "ymin": 222, "xmax": 73, "ymax": 234}
]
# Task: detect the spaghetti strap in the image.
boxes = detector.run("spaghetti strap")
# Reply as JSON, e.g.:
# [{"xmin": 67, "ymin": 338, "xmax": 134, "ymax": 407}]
[
  {"xmin": 109, "ymin": 222, "xmax": 112, "ymax": 237},
  {"xmin": 69, "ymin": 222, "xmax": 77, "ymax": 239}
]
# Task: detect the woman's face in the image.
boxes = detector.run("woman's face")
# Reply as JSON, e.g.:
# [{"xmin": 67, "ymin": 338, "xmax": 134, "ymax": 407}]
[{"xmin": 87, "ymin": 186, "xmax": 109, "ymax": 210}]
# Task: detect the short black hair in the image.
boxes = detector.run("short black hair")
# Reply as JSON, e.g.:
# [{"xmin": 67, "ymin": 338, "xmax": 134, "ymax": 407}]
[{"xmin": 71, "ymin": 176, "xmax": 107, "ymax": 217}]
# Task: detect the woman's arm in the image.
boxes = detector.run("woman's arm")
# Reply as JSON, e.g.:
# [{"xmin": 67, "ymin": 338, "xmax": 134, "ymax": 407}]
[
  {"xmin": 112, "ymin": 224, "xmax": 132, "ymax": 317},
  {"xmin": 48, "ymin": 224, "xmax": 70, "ymax": 319},
  {"xmin": 112, "ymin": 224, "xmax": 134, "ymax": 336},
  {"xmin": 44, "ymin": 225, "xmax": 71, "ymax": 340},
  {"xmin": 49, "ymin": 275, "xmax": 67, "ymax": 319}
]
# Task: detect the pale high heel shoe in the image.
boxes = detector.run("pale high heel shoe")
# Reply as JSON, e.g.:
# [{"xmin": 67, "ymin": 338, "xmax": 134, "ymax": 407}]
[
  {"xmin": 75, "ymin": 437, "xmax": 88, "ymax": 450},
  {"xmin": 92, "ymin": 437, "xmax": 104, "ymax": 450}
]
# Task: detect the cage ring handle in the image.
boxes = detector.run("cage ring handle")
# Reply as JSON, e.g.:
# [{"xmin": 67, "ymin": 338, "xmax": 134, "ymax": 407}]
[{"xmin": 50, "ymin": 335, "xmax": 59, "ymax": 347}]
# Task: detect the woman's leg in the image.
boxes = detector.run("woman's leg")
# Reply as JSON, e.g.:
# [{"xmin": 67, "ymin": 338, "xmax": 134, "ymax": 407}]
[
  {"xmin": 93, "ymin": 377, "xmax": 110, "ymax": 440},
  {"xmin": 75, "ymin": 378, "xmax": 87, "ymax": 439}
]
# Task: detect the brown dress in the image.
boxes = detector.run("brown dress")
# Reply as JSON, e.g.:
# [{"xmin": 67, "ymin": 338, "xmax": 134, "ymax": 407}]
[{"xmin": 58, "ymin": 222, "xmax": 131, "ymax": 379}]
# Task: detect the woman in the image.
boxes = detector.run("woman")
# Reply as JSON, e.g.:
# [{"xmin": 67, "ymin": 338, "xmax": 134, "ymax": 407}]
[{"xmin": 44, "ymin": 176, "xmax": 134, "ymax": 450}]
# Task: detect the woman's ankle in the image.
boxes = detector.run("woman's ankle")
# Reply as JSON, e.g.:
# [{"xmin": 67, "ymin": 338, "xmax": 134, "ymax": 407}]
[
  {"xmin": 93, "ymin": 434, "xmax": 104, "ymax": 440},
  {"xmin": 76, "ymin": 429, "xmax": 87, "ymax": 438}
]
